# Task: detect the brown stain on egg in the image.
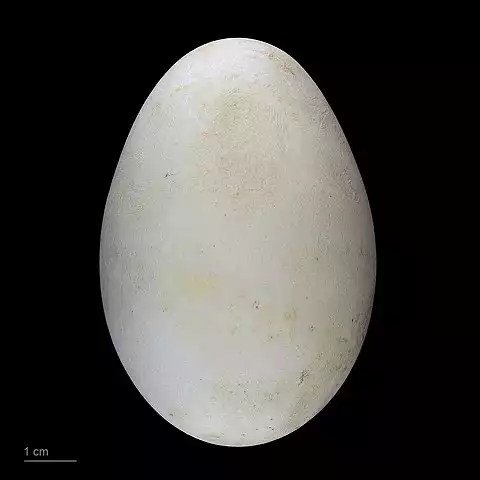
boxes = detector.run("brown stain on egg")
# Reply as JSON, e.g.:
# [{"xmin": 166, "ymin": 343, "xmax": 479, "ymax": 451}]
[
  {"xmin": 201, "ymin": 433, "xmax": 223, "ymax": 442},
  {"xmin": 265, "ymin": 51, "xmax": 297, "ymax": 77},
  {"xmin": 283, "ymin": 365, "xmax": 330, "ymax": 432},
  {"xmin": 335, "ymin": 166, "xmax": 361, "ymax": 203},
  {"xmin": 249, "ymin": 303, "xmax": 297, "ymax": 345},
  {"xmin": 298, "ymin": 368, "xmax": 310, "ymax": 385},
  {"xmin": 188, "ymin": 82, "xmax": 284, "ymax": 213},
  {"xmin": 173, "ymin": 83, "xmax": 193, "ymax": 93},
  {"xmin": 247, "ymin": 303, "xmax": 305, "ymax": 346},
  {"xmin": 281, "ymin": 338, "xmax": 360, "ymax": 431},
  {"xmin": 284, "ymin": 308, "xmax": 297, "ymax": 341},
  {"xmin": 264, "ymin": 390, "xmax": 281, "ymax": 402},
  {"xmin": 210, "ymin": 379, "xmax": 257, "ymax": 418}
]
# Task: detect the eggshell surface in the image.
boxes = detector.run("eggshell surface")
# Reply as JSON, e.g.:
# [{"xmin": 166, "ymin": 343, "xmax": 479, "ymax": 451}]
[{"xmin": 99, "ymin": 38, "xmax": 376, "ymax": 446}]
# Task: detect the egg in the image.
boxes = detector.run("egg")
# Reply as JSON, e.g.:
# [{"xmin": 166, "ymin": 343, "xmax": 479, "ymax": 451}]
[{"xmin": 99, "ymin": 38, "xmax": 376, "ymax": 446}]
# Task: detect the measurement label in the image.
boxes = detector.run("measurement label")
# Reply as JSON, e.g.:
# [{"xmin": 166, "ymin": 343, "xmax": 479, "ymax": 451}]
[
  {"xmin": 24, "ymin": 447, "xmax": 77, "ymax": 463},
  {"xmin": 25, "ymin": 447, "xmax": 49, "ymax": 457}
]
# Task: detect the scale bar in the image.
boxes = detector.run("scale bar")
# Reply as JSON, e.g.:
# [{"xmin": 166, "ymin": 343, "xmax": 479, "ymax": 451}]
[{"xmin": 24, "ymin": 459, "xmax": 77, "ymax": 463}]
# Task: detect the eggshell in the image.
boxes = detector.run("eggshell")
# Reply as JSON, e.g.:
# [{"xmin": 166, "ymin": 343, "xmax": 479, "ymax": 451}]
[{"xmin": 99, "ymin": 38, "xmax": 376, "ymax": 446}]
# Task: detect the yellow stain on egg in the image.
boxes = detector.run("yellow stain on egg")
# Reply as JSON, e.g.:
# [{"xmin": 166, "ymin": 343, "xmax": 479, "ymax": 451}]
[{"xmin": 177, "ymin": 272, "xmax": 219, "ymax": 300}]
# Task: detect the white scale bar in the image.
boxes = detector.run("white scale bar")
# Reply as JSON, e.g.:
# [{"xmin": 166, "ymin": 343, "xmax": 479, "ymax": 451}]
[{"xmin": 24, "ymin": 459, "xmax": 77, "ymax": 463}]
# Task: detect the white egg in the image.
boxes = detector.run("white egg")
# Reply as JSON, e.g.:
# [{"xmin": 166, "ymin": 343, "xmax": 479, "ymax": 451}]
[{"xmin": 100, "ymin": 38, "xmax": 376, "ymax": 446}]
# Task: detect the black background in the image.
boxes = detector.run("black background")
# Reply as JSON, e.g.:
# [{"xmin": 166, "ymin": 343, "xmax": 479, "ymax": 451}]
[{"xmin": 22, "ymin": 30, "xmax": 475, "ymax": 477}]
